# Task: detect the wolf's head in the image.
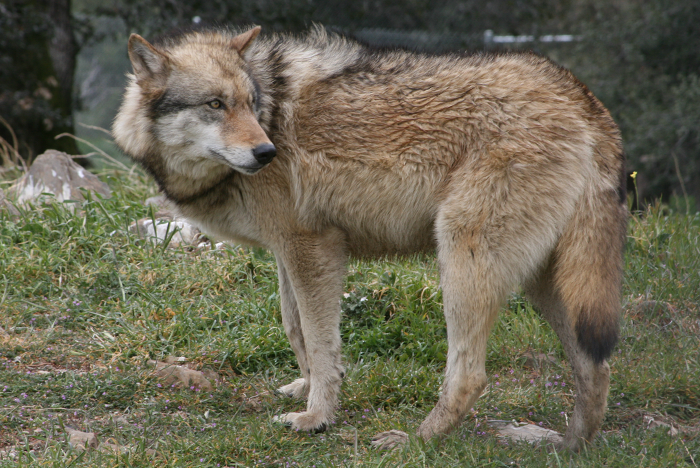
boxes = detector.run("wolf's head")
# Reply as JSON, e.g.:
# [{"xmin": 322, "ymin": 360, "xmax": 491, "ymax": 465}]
[{"xmin": 113, "ymin": 27, "xmax": 276, "ymax": 184}]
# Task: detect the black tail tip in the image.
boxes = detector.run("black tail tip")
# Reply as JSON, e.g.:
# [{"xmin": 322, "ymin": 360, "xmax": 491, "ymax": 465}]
[{"xmin": 576, "ymin": 313, "xmax": 620, "ymax": 364}]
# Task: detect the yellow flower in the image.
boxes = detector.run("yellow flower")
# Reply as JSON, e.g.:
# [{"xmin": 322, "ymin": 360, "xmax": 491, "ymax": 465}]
[{"xmin": 630, "ymin": 171, "xmax": 637, "ymax": 180}]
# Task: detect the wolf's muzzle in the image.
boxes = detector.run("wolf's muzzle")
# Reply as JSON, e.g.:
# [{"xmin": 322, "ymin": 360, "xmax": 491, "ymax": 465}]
[{"xmin": 253, "ymin": 144, "xmax": 277, "ymax": 165}]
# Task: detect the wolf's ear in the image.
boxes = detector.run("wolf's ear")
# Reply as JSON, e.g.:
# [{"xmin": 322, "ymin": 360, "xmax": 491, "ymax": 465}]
[
  {"xmin": 128, "ymin": 34, "xmax": 170, "ymax": 87},
  {"xmin": 231, "ymin": 26, "xmax": 261, "ymax": 55}
]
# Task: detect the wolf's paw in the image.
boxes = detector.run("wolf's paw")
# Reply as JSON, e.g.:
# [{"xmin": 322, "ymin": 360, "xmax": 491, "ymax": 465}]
[
  {"xmin": 275, "ymin": 378, "xmax": 308, "ymax": 399},
  {"xmin": 553, "ymin": 433, "xmax": 583, "ymax": 452},
  {"xmin": 370, "ymin": 430, "xmax": 409, "ymax": 451},
  {"xmin": 272, "ymin": 411, "xmax": 327, "ymax": 433}
]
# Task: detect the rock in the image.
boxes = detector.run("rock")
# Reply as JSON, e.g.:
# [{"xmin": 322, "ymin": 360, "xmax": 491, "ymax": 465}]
[
  {"xmin": 129, "ymin": 217, "xmax": 203, "ymax": 248},
  {"xmin": 130, "ymin": 195, "xmax": 235, "ymax": 250},
  {"xmin": 487, "ymin": 420, "xmax": 563, "ymax": 445},
  {"xmin": 148, "ymin": 360, "xmax": 213, "ymax": 391},
  {"xmin": 370, "ymin": 429, "xmax": 409, "ymax": 451},
  {"xmin": 0, "ymin": 188, "xmax": 20, "ymax": 218},
  {"xmin": 10, "ymin": 150, "xmax": 111, "ymax": 205},
  {"xmin": 130, "ymin": 195, "xmax": 237, "ymax": 249},
  {"xmin": 164, "ymin": 355, "xmax": 189, "ymax": 364},
  {"xmin": 129, "ymin": 195, "xmax": 206, "ymax": 248},
  {"xmin": 66, "ymin": 427, "xmax": 100, "ymax": 450},
  {"xmin": 643, "ymin": 415, "xmax": 680, "ymax": 436},
  {"xmin": 65, "ymin": 427, "xmax": 155, "ymax": 456}
]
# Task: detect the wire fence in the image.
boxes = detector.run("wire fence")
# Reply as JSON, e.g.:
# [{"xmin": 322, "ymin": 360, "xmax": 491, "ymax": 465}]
[{"xmin": 349, "ymin": 28, "xmax": 581, "ymax": 52}]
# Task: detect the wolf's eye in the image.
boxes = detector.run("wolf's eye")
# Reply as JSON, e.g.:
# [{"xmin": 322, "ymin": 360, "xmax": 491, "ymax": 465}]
[{"xmin": 208, "ymin": 99, "xmax": 223, "ymax": 109}]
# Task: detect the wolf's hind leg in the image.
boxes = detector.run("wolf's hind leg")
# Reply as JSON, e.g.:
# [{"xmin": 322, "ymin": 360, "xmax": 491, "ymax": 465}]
[
  {"xmin": 416, "ymin": 243, "xmax": 508, "ymax": 440},
  {"xmin": 275, "ymin": 258, "xmax": 310, "ymax": 399},
  {"xmin": 525, "ymin": 275, "xmax": 612, "ymax": 451},
  {"xmin": 411, "ymin": 158, "xmax": 571, "ymax": 442}
]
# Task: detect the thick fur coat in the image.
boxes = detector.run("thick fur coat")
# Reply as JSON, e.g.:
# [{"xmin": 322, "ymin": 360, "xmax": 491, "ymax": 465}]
[{"xmin": 113, "ymin": 26, "xmax": 628, "ymax": 451}]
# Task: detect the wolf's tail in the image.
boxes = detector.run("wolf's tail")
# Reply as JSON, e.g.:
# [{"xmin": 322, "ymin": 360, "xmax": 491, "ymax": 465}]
[{"xmin": 551, "ymin": 155, "xmax": 628, "ymax": 363}]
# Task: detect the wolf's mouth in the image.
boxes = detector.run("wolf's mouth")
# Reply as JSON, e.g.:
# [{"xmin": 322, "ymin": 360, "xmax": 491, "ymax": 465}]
[{"xmin": 208, "ymin": 148, "xmax": 265, "ymax": 174}]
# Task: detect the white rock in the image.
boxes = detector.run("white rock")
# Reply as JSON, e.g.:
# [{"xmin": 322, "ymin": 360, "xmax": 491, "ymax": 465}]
[
  {"xmin": 488, "ymin": 420, "xmax": 564, "ymax": 444},
  {"xmin": 9, "ymin": 150, "xmax": 110, "ymax": 205}
]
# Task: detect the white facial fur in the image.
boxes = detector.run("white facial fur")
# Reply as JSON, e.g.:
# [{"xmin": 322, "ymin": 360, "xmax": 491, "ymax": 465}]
[{"xmin": 154, "ymin": 110, "xmax": 261, "ymax": 176}]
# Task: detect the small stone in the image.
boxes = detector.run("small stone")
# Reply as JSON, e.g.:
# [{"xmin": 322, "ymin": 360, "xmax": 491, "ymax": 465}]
[
  {"xmin": 643, "ymin": 415, "xmax": 680, "ymax": 436},
  {"xmin": 148, "ymin": 360, "xmax": 213, "ymax": 391},
  {"xmin": 487, "ymin": 420, "xmax": 563, "ymax": 445},
  {"xmin": 129, "ymin": 218, "xmax": 203, "ymax": 248},
  {"xmin": 370, "ymin": 429, "xmax": 409, "ymax": 451},
  {"xmin": 66, "ymin": 427, "xmax": 99, "ymax": 450}
]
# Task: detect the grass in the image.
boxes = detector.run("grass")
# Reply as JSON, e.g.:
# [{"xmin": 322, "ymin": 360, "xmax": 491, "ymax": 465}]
[{"xmin": 0, "ymin": 165, "xmax": 699, "ymax": 467}]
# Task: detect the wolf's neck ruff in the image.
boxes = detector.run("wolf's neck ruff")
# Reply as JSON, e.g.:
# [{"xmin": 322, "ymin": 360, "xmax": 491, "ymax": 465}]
[{"xmin": 151, "ymin": 154, "xmax": 238, "ymax": 206}]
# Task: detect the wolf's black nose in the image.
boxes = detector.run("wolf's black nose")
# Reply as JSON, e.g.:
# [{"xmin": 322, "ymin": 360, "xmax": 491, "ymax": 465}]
[{"xmin": 253, "ymin": 143, "xmax": 276, "ymax": 164}]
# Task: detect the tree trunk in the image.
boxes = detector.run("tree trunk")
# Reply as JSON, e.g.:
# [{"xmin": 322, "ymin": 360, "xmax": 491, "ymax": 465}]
[
  {"xmin": 0, "ymin": 0, "xmax": 79, "ymax": 162},
  {"xmin": 44, "ymin": 0, "xmax": 80, "ymax": 157}
]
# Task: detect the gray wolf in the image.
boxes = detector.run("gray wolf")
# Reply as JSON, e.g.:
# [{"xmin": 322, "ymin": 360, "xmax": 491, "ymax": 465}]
[{"xmin": 113, "ymin": 26, "xmax": 627, "ymax": 451}]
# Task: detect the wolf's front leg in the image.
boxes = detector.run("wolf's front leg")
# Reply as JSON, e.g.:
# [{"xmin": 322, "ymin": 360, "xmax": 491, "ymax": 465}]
[
  {"xmin": 275, "ymin": 256, "xmax": 310, "ymax": 399},
  {"xmin": 273, "ymin": 229, "xmax": 348, "ymax": 432}
]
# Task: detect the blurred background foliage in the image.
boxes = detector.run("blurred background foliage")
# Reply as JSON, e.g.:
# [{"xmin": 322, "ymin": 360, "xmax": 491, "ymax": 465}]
[{"xmin": 1, "ymin": 0, "xmax": 698, "ymax": 207}]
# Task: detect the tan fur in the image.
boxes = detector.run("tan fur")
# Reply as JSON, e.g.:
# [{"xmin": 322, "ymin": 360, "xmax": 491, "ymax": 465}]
[{"xmin": 113, "ymin": 26, "xmax": 627, "ymax": 451}]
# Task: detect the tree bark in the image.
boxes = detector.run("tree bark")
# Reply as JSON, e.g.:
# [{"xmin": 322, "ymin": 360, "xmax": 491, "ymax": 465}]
[
  {"xmin": 0, "ymin": 0, "xmax": 79, "ymax": 162},
  {"xmin": 44, "ymin": 0, "xmax": 79, "ymax": 157}
]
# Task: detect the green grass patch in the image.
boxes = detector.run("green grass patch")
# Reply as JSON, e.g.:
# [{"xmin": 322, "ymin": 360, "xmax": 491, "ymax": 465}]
[{"xmin": 1, "ymin": 168, "xmax": 698, "ymax": 467}]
